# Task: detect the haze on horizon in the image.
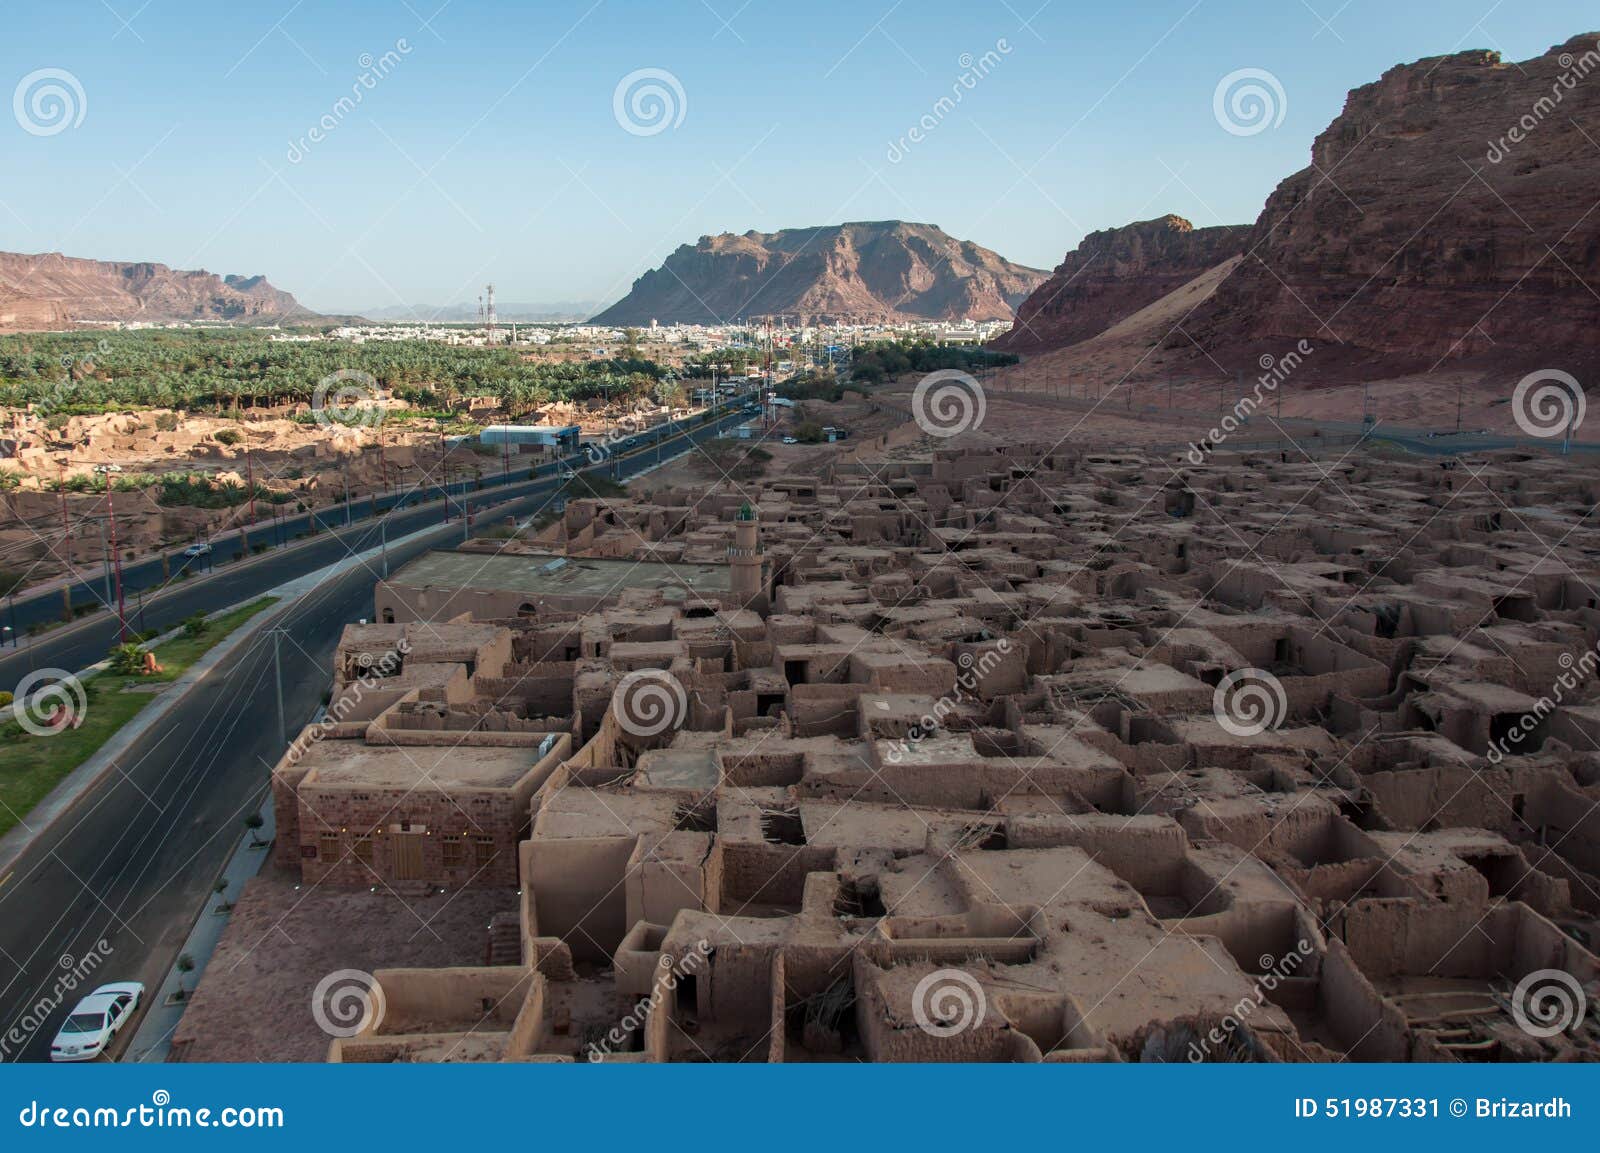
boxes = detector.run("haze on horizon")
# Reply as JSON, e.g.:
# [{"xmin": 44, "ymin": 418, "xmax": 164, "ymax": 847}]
[{"xmin": 2, "ymin": 0, "xmax": 1593, "ymax": 316}]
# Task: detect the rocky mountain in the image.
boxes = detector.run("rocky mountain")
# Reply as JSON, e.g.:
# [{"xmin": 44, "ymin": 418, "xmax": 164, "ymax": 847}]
[
  {"xmin": 1182, "ymin": 32, "xmax": 1600, "ymax": 373},
  {"xmin": 1003, "ymin": 34, "xmax": 1600, "ymax": 378},
  {"xmin": 0, "ymin": 251, "xmax": 321, "ymax": 331},
  {"xmin": 993, "ymin": 215, "xmax": 1247, "ymax": 353},
  {"xmin": 591, "ymin": 221, "xmax": 1046, "ymax": 326}
]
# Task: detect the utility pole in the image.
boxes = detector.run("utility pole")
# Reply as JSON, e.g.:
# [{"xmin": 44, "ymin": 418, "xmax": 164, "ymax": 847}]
[
  {"xmin": 58, "ymin": 463, "xmax": 71, "ymax": 575},
  {"xmin": 97, "ymin": 517, "xmax": 112, "ymax": 607},
  {"xmin": 270, "ymin": 628, "xmax": 287, "ymax": 748},
  {"xmin": 244, "ymin": 448, "xmax": 256, "ymax": 554},
  {"xmin": 106, "ymin": 489, "xmax": 126, "ymax": 642},
  {"xmin": 440, "ymin": 435, "xmax": 450, "ymax": 522},
  {"xmin": 341, "ymin": 458, "xmax": 352, "ymax": 527},
  {"xmin": 1456, "ymin": 384, "xmax": 1463, "ymax": 434}
]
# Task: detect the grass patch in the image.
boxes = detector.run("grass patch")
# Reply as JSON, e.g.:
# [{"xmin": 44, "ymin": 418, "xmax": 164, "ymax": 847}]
[
  {"xmin": 0, "ymin": 596, "xmax": 278, "ymax": 838},
  {"xmin": 561, "ymin": 472, "xmax": 630, "ymax": 500}
]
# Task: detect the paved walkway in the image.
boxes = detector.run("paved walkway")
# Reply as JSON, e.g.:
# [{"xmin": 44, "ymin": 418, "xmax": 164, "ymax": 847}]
[{"xmin": 122, "ymin": 798, "xmax": 276, "ymax": 1063}]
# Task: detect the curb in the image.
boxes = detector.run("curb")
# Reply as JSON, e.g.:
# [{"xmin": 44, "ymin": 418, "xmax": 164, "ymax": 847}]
[
  {"xmin": 0, "ymin": 512, "xmax": 450, "ymax": 878},
  {"xmin": 0, "ymin": 595, "xmax": 291, "ymax": 878}
]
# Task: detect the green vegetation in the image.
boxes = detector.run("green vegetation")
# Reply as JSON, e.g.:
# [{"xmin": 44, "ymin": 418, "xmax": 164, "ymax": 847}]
[
  {"xmin": 791, "ymin": 421, "xmax": 827, "ymax": 444},
  {"xmin": 693, "ymin": 441, "xmax": 772, "ymax": 481},
  {"xmin": 561, "ymin": 472, "xmax": 630, "ymax": 501},
  {"xmin": 0, "ymin": 596, "xmax": 278, "ymax": 838},
  {"xmin": 0, "ymin": 329, "xmax": 672, "ymax": 416},
  {"xmin": 777, "ymin": 374, "xmax": 861, "ymax": 404},
  {"xmin": 847, "ymin": 338, "xmax": 1018, "ymax": 385}
]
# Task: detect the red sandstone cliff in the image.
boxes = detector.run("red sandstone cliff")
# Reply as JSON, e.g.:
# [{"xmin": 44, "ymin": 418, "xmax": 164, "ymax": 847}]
[
  {"xmin": 591, "ymin": 221, "xmax": 1046, "ymax": 325},
  {"xmin": 0, "ymin": 251, "xmax": 321, "ymax": 331},
  {"xmin": 1182, "ymin": 33, "xmax": 1600, "ymax": 373},
  {"xmin": 992, "ymin": 215, "xmax": 1247, "ymax": 353}
]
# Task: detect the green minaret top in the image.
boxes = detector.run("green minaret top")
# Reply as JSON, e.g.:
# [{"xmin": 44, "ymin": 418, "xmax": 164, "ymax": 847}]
[{"xmin": 736, "ymin": 502, "xmax": 756, "ymax": 521}]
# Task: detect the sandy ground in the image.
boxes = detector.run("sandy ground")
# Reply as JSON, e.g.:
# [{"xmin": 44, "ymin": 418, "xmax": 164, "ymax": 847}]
[
  {"xmin": 634, "ymin": 392, "xmax": 905, "ymax": 492},
  {"xmin": 169, "ymin": 866, "xmax": 514, "ymax": 1061},
  {"xmin": 981, "ymin": 254, "xmax": 1597, "ymax": 444}
]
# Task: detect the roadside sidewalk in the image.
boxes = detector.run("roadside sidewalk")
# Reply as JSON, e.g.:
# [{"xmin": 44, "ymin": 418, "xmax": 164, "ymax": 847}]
[{"xmin": 122, "ymin": 796, "xmax": 276, "ymax": 1063}]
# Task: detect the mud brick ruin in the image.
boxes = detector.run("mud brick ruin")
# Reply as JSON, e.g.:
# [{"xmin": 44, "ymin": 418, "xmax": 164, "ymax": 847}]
[{"xmin": 203, "ymin": 443, "xmax": 1600, "ymax": 1063}]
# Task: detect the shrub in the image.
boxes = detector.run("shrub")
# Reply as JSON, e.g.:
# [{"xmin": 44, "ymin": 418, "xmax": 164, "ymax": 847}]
[
  {"xmin": 182, "ymin": 611, "xmax": 210, "ymax": 638},
  {"xmin": 108, "ymin": 642, "xmax": 146, "ymax": 675},
  {"xmin": 214, "ymin": 429, "xmax": 241, "ymax": 446},
  {"xmin": 154, "ymin": 412, "xmax": 179, "ymax": 432}
]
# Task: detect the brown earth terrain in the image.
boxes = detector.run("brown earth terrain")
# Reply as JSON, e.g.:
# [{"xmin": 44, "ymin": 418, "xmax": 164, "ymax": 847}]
[
  {"xmin": 0, "ymin": 250, "xmax": 322, "ymax": 332},
  {"xmin": 994, "ymin": 215, "xmax": 1247, "ymax": 354},
  {"xmin": 591, "ymin": 220, "xmax": 1046, "ymax": 326},
  {"xmin": 1001, "ymin": 33, "xmax": 1600, "ymax": 391}
]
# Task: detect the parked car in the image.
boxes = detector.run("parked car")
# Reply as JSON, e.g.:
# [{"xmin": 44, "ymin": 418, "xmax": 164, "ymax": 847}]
[
  {"xmin": 181, "ymin": 541, "xmax": 212, "ymax": 558},
  {"xmin": 781, "ymin": 436, "xmax": 798, "ymax": 445},
  {"xmin": 49, "ymin": 983, "xmax": 144, "ymax": 1062}
]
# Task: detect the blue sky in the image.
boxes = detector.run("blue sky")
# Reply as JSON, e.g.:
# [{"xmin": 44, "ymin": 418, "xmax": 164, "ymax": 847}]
[{"xmin": 2, "ymin": 0, "xmax": 1595, "ymax": 314}]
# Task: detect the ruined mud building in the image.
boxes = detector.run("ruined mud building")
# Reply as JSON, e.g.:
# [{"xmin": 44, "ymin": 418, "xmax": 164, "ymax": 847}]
[{"xmin": 262, "ymin": 443, "xmax": 1600, "ymax": 1062}]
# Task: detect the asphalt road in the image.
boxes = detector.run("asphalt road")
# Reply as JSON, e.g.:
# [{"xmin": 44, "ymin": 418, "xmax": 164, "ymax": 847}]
[
  {"xmin": 0, "ymin": 403, "xmax": 755, "ymax": 1061},
  {"xmin": 0, "ymin": 401, "xmax": 757, "ymax": 692}
]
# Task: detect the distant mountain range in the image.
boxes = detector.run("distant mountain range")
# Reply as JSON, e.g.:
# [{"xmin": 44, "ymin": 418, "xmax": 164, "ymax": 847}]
[
  {"xmin": 590, "ymin": 220, "xmax": 1047, "ymax": 326},
  {"xmin": 359, "ymin": 301, "xmax": 602, "ymax": 324},
  {"xmin": 0, "ymin": 251, "xmax": 324, "ymax": 331}
]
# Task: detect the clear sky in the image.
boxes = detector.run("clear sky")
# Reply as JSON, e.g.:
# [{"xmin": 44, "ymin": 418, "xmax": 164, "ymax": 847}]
[{"xmin": 2, "ymin": 0, "xmax": 1594, "ymax": 314}]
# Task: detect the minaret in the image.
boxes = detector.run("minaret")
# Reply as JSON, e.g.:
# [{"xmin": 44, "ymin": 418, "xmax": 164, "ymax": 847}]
[{"xmin": 729, "ymin": 502, "xmax": 765, "ymax": 612}]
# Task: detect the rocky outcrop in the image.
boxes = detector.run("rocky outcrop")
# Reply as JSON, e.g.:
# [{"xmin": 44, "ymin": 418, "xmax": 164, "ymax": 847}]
[
  {"xmin": 1183, "ymin": 33, "xmax": 1600, "ymax": 372},
  {"xmin": 591, "ymin": 221, "xmax": 1046, "ymax": 325},
  {"xmin": 0, "ymin": 251, "xmax": 321, "ymax": 330},
  {"xmin": 992, "ymin": 215, "xmax": 1247, "ymax": 353}
]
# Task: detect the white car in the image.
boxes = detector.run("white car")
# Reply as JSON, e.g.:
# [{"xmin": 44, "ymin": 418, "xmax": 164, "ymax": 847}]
[
  {"xmin": 49, "ymin": 982, "xmax": 144, "ymax": 1062},
  {"xmin": 181, "ymin": 541, "xmax": 211, "ymax": 558},
  {"xmin": 781, "ymin": 436, "xmax": 798, "ymax": 445}
]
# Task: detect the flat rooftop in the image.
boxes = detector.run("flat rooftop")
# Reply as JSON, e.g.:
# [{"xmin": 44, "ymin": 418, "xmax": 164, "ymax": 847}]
[
  {"xmin": 389, "ymin": 550, "xmax": 731, "ymax": 596},
  {"xmin": 300, "ymin": 741, "xmax": 538, "ymax": 791}
]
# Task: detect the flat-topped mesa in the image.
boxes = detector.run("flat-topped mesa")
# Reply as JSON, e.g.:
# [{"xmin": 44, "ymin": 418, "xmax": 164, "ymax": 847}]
[
  {"xmin": 1183, "ymin": 33, "xmax": 1600, "ymax": 373},
  {"xmin": 992, "ymin": 214, "xmax": 1248, "ymax": 354},
  {"xmin": 590, "ymin": 220, "xmax": 1047, "ymax": 326},
  {"xmin": 0, "ymin": 250, "xmax": 320, "ymax": 331}
]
